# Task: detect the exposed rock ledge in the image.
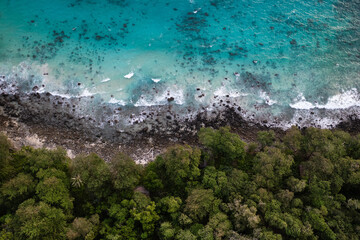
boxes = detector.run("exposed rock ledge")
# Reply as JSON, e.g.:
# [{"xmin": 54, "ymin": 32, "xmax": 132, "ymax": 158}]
[
  {"xmin": 1, "ymin": 91, "xmax": 360, "ymax": 164},
  {"xmin": 0, "ymin": 91, "xmax": 269, "ymax": 164}
]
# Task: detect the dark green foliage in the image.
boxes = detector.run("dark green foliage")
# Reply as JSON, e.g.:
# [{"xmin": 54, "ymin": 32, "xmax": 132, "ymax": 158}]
[
  {"xmin": 159, "ymin": 222, "xmax": 176, "ymax": 239},
  {"xmin": 1, "ymin": 127, "xmax": 360, "ymax": 239},
  {"xmin": 143, "ymin": 145, "xmax": 201, "ymax": 197},
  {"xmin": 199, "ymin": 126, "xmax": 246, "ymax": 168},
  {"xmin": 70, "ymin": 153, "xmax": 111, "ymax": 216},
  {"xmin": 0, "ymin": 134, "xmax": 15, "ymax": 184},
  {"xmin": 157, "ymin": 196, "xmax": 182, "ymax": 221},
  {"xmin": 109, "ymin": 152, "xmax": 142, "ymax": 196},
  {"xmin": 198, "ymin": 212, "xmax": 232, "ymax": 239},
  {"xmin": 1, "ymin": 173, "xmax": 35, "ymax": 202},
  {"xmin": 282, "ymin": 126, "xmax": 303, "ymax": 156},
  {"xmin": 202, "ymin": 166, "xmax": 228, "ymax": 197},
  {"xmin": 70, "ymin": 153, "xmax": 111, "ymax": 199},
  {"xmin": 101, "ymin": 192, "xmax": 160, "ymax": 239},
  {"xmin": 35, "ymin": 176, "xmax": 73, "ymax": 211},
  {"xmin": 184, "ymin": 188, "xmax": 221, "ymax": 222},
  {"xmin": 228, "ymin": 195, "xmax": 261, "ymax": 232},
  {"xmin": 66, "ymin": 214, "xmax": 99, "ymax": 240},
  {"xmin": 253, "ymin": 147, "xmax": 294, "ymax": 189},
  {"xmin": 302, "ymin": 128, "xmax": 347, "ymax": 161},
  {"xmin": 11, "ymin": 199, "xmax": 67, "ymax": 240},
  {"xmin": 14, "ymin": 147, "xmax": 69, "ymax": 174},
  {"xmin": 257, "ymin": 130, "xmax": 276, "ymax": 149}
]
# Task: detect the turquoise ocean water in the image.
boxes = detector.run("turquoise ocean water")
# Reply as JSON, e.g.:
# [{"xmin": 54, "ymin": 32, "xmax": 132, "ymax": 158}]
[{"xmin": 0, "ymin": 0, "xmax": 359, "ymax": 127}]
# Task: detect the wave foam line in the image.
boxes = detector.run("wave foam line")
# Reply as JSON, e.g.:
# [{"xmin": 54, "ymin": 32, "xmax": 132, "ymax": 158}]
[{"xmin": 290, "ymin": 89, "xmax": 360, "ymax": 110}]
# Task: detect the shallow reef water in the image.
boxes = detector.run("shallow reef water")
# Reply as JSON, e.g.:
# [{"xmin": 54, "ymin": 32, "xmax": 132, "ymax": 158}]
[{"xmin": 0, "ymin": 0, "xmax": 359, "ymax": 128}]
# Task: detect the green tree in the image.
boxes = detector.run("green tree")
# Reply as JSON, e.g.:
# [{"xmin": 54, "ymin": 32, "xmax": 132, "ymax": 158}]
[
  {"xmin": 35, "ymin": 176, "xmax": 73, "ymax": 211},
  {"xmin": 159, "ymin": 222, "xmax": 176, "ymax": 239},
  {"xmin": 175, "ymin": 229, "xmax": 197, "ymax": 240},
  {"xmin": 14, "ymin": 147, "xmax": 69, "ymax": 175},
  {"xmin": 109, "ymin": 153, "xmax": 142, "ymax": 196},
  {"xmin": 70, "ymin": 153, "xmax": 111, "ymax": 203},
  {"xmin": 282, "ymin": 126, "xmax": 303, "ymax": 156},
  {"xmin": 11, "ymin": 199, "xmax": 67, "ymax": 240},
  {"xmin": 306, "ymin": 208, "xmax": 336, "ymax": 240},
  {"xmin": 66, "ymin": 214, "xmax": 99, "ymax": 240},
  {"xmin": 198, "ymin": 127, "xmax": 246, "ymax": 168},
  {"xmin": 142, "ymin": 163, "xmax": 164, "ymax": 193},
  {"xmin": 286, "ymin": 177, "xmax": 306, "ymax": 193},
  {"xmin": 339, "ymin": 157, "xmax": 360, "ymax": 185},
  {"xmin": 302, "ymin": 128, "xmax": 347, "ymax": 161},
  {"xmin": 158, "ymin": 196, "xmax": 182, "ymax": 220},
  {"xmin": 130, "ymin": 200, "xmax": 160, "ymax": 239},
  {"xmin": 253, "ymin": 147, "xmax": 294, "ymax": 189},
  {"xmin": 198, "ymin": 212, "xmax": 232, "ymax": 240},
  {"xmin": 276, "ymin": 189, "xmax": 294, "ymax": 207},
  {"xmin": 254, "ymin": 228, "xmax": 282, "ymax": 240},
  {"xmin": 184, "ymin": 189, "xmax": 221, "ymax": 222},
  {"xmin": 1, "ymin": 173, "xmax": 35, "ymax": 202},
  {"xmin": 129, "ymin": 192, "xmax": 160, "ymax": 239},
  {"xmin": 227, "ymin": 168, "xmax": 256, "ymax": 197},
  {"xmin": 202, "ymin": 166, "xmax": 228, "ymax": 197},
  {"xmin": 347, "ymin": 134, "xmax": 360, "ymax": 159},
  {"xmin": 101, "ymin": 192, "xmax": 160, "ymax": 239},
  {"xmin": 36, "ymin": 167, "xmax": 70, "ymax": 189},
  {"xmin": 143, "ymin": 145, "xmax": 201, "ymax": 196},
  {"xmin": 257, "ymin": 130, "xmax": 276, "ymax": 149},
  {"xmin": 228, "ymin": 196, "xmax": 260, "ymax": 232},
  {"xmin": 100, "ymin": 200, "xmax": 137, "ymax": 240},
  {"xmin": 0, "ymin": 134, "xmax": 15, "ymax": 184},
  {"xmin": 300, "ymin": 154, "xmax": 334, "ymax": 180}
]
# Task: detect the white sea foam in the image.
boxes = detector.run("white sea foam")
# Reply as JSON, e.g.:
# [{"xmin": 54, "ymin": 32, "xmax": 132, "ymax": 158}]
[
  {"xmin": 80, "ymin": 89, "xmax": 94, "ymax": 97},
  {"xmin": 213, "ymin": 86, "xmax": 247, "ymax": 98},
  {"xmin": 290, "ymin": 101, "xmax": 314, "ymax": 110},
  {"xmin": 134, "ymin": 98, "xmax": 154, "ymax": 107},
  {"xmin": 37, "ymin": 86, "xmax": 46, "ymax": 93},
  {"xmin": 259, "ymin": 91, "xmax": 277, "ymax": 105},
  {"xmin": 134, "ymin": 88, "xmax": 185, "ymax": 107},
  {"xmin": 289, "ymin": 93, "xmax": 314, "ymax": 109},
  {"xmin": 49, "ymin": 92, "xmax": 72, "ymax": 99},
  {"xmin": 290, "ymin": 89, "xmax": 360, "ymax": 110},
  {"xmin": 101, "ymin": 78, "xmax": 111, "ymax": 83},
  {"xmin": 151, "ymin": 78, "xmax": 161, "ymax": 83},
  {"xmin": 193, "ymin": 8, "xmax": 201, "ymax": 14},
  {"xmin": 124, "ymin": 72, "xmax": 134, "ymax": 79},
  {"xmin": 109, "ymin": 97, "xmax": 126, "ymax": 105},
  {"xmin": 283, "ymin": 111, "xmax": 344, "ymax": 130},
  {"xmin": 317, "ymin": 88, "xmax": 360, "ymax": 109}
]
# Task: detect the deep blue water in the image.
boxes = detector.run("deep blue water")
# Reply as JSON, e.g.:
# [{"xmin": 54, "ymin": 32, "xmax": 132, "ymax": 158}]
[{"xmin": 0, "ymin": 0, "xmax": 359, "ymax": 126}]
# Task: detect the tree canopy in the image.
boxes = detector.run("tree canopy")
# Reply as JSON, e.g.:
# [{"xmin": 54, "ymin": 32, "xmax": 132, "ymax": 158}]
[{"xmin": 1, "ymin": 126, "xmax": 360, "ymax": 239}]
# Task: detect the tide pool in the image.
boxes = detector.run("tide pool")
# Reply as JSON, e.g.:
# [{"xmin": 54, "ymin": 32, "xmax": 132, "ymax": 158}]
[{"xmin": 0, "ymin": 0, "xmax": 359, "ymax": 127}]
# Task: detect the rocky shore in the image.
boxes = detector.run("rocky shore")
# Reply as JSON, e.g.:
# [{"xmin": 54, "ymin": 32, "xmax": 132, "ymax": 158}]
[
  {"xmin": 1, "ymin": 87, "xmax": 360, "ymax": 164},
  {"xmin": 0, "ymin": 90, "xmax": 271, "ymax": 163}
]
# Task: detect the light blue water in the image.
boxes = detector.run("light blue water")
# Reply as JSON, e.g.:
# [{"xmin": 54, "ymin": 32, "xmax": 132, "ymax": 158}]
[{"xmin": 0, "ymin": 0, "xmax": 359, "ymax": 125}]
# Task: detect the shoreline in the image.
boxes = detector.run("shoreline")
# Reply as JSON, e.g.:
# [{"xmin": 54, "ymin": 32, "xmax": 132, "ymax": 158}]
[
  {"xmin": 0, "ymin": 91, "xmax": 272, "ymax": 163},
  {"xmin": 1, "ymin": 90, "xmax": 360, "ymax": 164},
  {"xmin": 0, "ymin": 110, "xmax": 269, "ymax": 164}
]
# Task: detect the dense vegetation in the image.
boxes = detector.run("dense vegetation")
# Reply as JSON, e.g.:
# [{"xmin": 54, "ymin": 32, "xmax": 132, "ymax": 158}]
[{"xmin": 1, "ymin": 126, "xmax": 360, "ymax": 239}]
